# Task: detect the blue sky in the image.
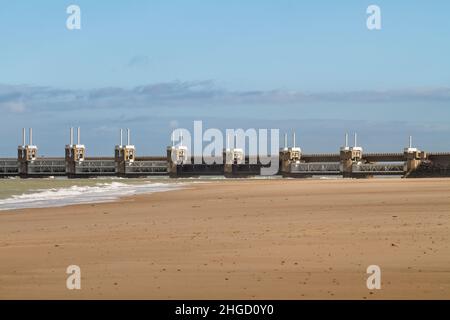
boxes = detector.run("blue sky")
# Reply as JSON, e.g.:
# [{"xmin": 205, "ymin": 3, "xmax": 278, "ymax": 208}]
[{"xmin": 0, "ymin": 0, "xmax": 449, "ymax": 156}]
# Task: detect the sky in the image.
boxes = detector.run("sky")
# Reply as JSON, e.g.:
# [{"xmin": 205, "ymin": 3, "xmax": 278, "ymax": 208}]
[{"xmin": 0, "ymin": 0, "xmax": 449, "ymax": 156}]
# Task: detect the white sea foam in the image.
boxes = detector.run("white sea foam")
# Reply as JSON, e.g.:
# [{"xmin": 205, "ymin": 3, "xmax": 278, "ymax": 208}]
[{"xmin": 0, "ymin": 182, "xmax": 184, "ymax": 211}]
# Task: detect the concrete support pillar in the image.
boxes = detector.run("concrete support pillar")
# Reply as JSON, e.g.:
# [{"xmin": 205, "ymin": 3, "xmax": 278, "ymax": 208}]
[
  {"xmin": 223, "ymin": 148, "xmax": 244, "ymax": 177},
  {"xmin": 167, "ymin": 145, "xmax": 188, "ymax": 177},
  {"xmin": 65, "ymin": 145, "xmax": 76, "ymax": 176},
  {"xmin": 279, "ymin": 146, "xmax": 302, "ymax": 177},
  {"xmin": 114, "ymin": 129, "xmax": 135, "ymax": 176},
  {"xmin": 340, "ymin": 147, "xmax": 362, "ymax": 178},
  {"xmin": 17, "ymin": 128, "xmax": 37, "ymax": 177},
  {"xmin": 340, "ymin": 149, "xmax": 353, "ymax": 178},
  {"xmin": 223, "ymin": 149, "xmax": 233, "ymax": 176},
  {"xmin": 279, "ymin": 149, "xmax": 290, "ymax": 176},
  {"xmin": 403, "ymin": 137, "xmax": 426, "ymax": 177},
  {"xmin": 65, "ymin": 127, "xmax": 85, "ymax": 177},
  {"xmin": 65, "ymin": 145, "xmax": 86, "ymax": 177},
  {"xmin": 115, "ymin": 146, "xmax": 125, "ymax": 175},
  {"xmin": 167, "ymin": 146, "xmax": 178, "ymax": 177},
  {"xmin": 18, "ymin": 146, "xmax": 28, "ymax": 176},
  {"xmin": 404, "ymin": 150, "xmax": 426, "ymax": 175},
  {"xmin": 406, "ymin": 157, "xmax": 421, "ymax": 172},
  {"xmin": 115, "ymin": 148, "xmax": 135, "ymax": 176}
]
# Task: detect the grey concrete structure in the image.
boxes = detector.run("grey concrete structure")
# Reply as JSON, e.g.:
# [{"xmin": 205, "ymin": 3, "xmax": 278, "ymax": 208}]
[{"xmin": 1, "ymin": 129, "xmax": 450, "ymax": 179}]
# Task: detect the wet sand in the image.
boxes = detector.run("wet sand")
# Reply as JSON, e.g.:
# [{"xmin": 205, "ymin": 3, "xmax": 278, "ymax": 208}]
[{"xmin": 0, "ymin": 178, "xmax": 449, "ymax": 299}]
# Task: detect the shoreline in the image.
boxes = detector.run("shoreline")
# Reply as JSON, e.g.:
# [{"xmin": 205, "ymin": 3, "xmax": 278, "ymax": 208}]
[
  {"xmin": 1, "ymin": 178, "xmax": 449, "ymax": 299},
  {"xmin": 0, "ymin": 176, "xmax": 413, "ymax": 212},
  {"xmin": 0, "ymin": 176, "xmax": 442, "ymax": 213},
  {"xmin": 0, "ymin": 179, "xmax": 189, "ymax": 212}
]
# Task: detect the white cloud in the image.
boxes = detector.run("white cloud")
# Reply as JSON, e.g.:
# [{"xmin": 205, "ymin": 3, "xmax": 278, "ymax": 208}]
[{"xmin": 1, "ymin": 82, "xmax": 449, "ymax": 114}]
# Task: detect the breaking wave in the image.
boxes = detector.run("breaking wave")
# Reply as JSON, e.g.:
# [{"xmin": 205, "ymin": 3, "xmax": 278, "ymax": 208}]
[{"xmin": 0, "ymin": 182, "xmax": 183, "ymax": 211}]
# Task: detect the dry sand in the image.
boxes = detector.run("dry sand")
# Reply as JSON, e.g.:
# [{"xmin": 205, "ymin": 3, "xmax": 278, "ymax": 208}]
[{"xmin": 0, "ymin": 178, "xmax": 449, "ymax": 299}]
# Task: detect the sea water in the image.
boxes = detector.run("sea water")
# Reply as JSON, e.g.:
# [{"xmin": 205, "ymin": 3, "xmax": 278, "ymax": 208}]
[{"xmin": 0, "ymin": 177, "xmax": 184, "ymax": 211}]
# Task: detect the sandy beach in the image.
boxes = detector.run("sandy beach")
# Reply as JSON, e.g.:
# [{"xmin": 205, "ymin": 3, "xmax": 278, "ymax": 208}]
[{"xmin": 0, "ymin": 178, "xmax": 449, "ymax": 299}]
